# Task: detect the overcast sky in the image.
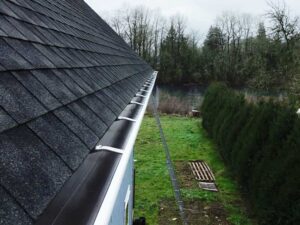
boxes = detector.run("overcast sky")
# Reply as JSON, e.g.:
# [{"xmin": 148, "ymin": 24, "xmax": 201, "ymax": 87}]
[{"xmin": 85, "ymin": 0, "xmax": 300, "ymax": 38}]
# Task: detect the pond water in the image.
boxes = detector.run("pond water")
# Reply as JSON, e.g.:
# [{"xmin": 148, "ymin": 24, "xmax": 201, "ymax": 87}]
[
  {"xmin": 152, "ymin": 85, "xmax": 206, "ymax": 115},
  {"xmin": 240, "ymin": 88, "xmax": 287, "ymax": 102},
  {"xmin": 158, "ymin": 84, "xmax": 206, "ymax": 110},
  {"xmin": 155, "ymin": 84, "xmax": 287, "ymax": 114}
]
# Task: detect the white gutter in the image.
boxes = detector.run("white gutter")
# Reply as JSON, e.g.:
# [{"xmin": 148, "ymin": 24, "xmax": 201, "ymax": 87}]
[{"xmin": 93, "ymin": 71, "xmax": 157, "ymax": 225}]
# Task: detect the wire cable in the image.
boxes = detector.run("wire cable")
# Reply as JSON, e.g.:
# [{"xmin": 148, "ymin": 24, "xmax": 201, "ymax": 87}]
[{"xmin": 151, "ymin": 90, "xmax": 188, "ymax": 225}]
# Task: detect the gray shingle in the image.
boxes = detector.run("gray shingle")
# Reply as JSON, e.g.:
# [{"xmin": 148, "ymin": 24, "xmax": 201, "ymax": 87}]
[
  {"xmin": 14, "ymin": 0, "xmax": 35, "ymax": 11},
  {"xmin": 0, "ymin": 107, "xmax": 17, "ymax": 133},
  {"xmin": 0, "ymin": 187, "xmax": 33, "ymax": 225},
  {"xmin": 0, "ymin": 63, "xmax": 6, "ymax": 71},
  {"xmin": 51, "ymin": 69, "xmax": 86, "ymax": 98},
  {"xmin": 63, "ymin": 69, "xmax": 94, "ymax": 94},
  {"xmin": 82, "ymin": 95, "xmax": 116, "ymax": 126},
  {"xmin": 113, "ymin": 82, "xmax": 133, "ymax": 100},
  {"xmin": 111, "ymin": 84, "xmax": 132, "ymax": 103},
  {"xmin": 0, "ymin": 1, "xmax": 20, "ymax": 19},
  {"xmin": 51, "ymin": 47, "xmax": 76, "ymax": 66},
  {"xmin": 54, "ymin": 107, "xmax": 99, "ymax": 149},
  {"xmin": 73, "ymin": 50, "xmax": 93, "ymax": 67},
  {"xmin": 4, "ymin": 1, "xmax": 38, "ymax": 25},
  {"xmin": 0, "ymin": 26, "xmax": 7, "ymax": 37},
  {"xmin": 12, "ymin": 70, "xmax": 62, "ymax": 111},
  {"xmin": 68, "ymin": 100, "xmax": 107, "ymax": 137},
  {"xmin": 0, "ymin": 38, "xmax": 32, "ymax": 70},
  {"xmin": 27, "ymin": 113, "xmax": 90, "ymax": 170},
  {"xmin": 73, "ymin": 68, "xmax": 100, "ymax": 91},
  {"xmin": 100, "ymin": 67, "xmax": 117, "ymax": 83},
  {"xmin": 33, "ymin": 44, "xmax": 69, "ymax": 68},
  {"xmin": 27, "ymin": 26, "xmax": 52, "ymax": 45},
  {"xmin": 31, "ymin": 70, "xmax": 77, "ymax": 104},
  {"xmin": 83, "ymin": 67, "xmax": 110, "ymax": 88},
  {"xmin": 53, "ymin": 32, "xmax": 73, "ymax": 48},
  {"xmin": 84, "ymin": 51, "xmax": 102, "ymax": 65},
  {"xmin": 4, "ymin": 38, "xmax": 55, "ymax": 68},
  {"xmin": 66, "ymin": 49, "xmax": 86, "ymax": 67},
  {"xmin": 0, "ymin": 125, "xmax": 72, "ymax": 219},
  {"xmin": 102, "ymin": 86, "xmax": 128, "ymax": 110},
  {"xmin": 0, "ymin": 72, "xmax": 47, "ymax": 124},
  {"xmin": 35, "ymin": 26, "xmax": 64, "ymax": 46},
  {"xmin": 95, "ymin": 89, "xmax": 123, "ymax": 115},
  {"xmin": 0, "ymin": 15, "xmax": 25, "ymax": 39},
  {"xmin": 94, "ymin": 67, "xmax": 115, "ymax": 83},
  {"xmin": 80, "ymin": 68, "xmax": 102, "ymax": 90},
  {"xmin": 33, "ymin": 10, "xmax": 57, "ymax": 29},
  {"xmin": 5, "ymin": 16, "xmax": 42, "ymax": 42}
]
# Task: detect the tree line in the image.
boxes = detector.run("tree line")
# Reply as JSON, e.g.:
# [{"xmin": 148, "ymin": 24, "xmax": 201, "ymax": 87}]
[
  {"xmin": 106, "ymin": 1, "xmax": 300, "ymax": 93},
  {"xmin": 201, "ymin": 1, "xmax": 300, "ymax": 91},
  {"xmin": 202, "ymin": 83, "xmax": 300, "ymax": 225}
]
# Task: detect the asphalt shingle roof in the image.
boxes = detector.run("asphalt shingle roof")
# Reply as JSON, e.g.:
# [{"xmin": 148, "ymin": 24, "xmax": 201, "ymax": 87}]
[{"xmin": 0, "ymin": 0, "xmax": 153, "ymax": 224}]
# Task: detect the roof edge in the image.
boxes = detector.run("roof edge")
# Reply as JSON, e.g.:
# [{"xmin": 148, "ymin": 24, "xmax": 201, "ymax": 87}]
[
  {"xmin": 94, "ymin": 71, "xmax": 157, "ymax": 225},
  {"xmin": 35, "ymin": 71, "xmax": 157, "ymax": 225}
]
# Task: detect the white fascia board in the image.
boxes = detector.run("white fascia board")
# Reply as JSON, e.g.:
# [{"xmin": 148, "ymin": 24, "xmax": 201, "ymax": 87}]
[{"xmin": 93, "ymin": 71, "xmax": 157, "ymax": 225}]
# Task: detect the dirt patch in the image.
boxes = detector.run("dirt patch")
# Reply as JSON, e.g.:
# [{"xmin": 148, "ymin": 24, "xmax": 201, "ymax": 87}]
[
  {"xmin": 159, "ymin": 199, "xmax": 231, "ymax": 225},
  {"xmin": 163, "ymin": 161, "xmax": 231, "ymax": 224},
  {"xmin": 174, "ymin": 161, "xmax": 198, "ymax": 189}
]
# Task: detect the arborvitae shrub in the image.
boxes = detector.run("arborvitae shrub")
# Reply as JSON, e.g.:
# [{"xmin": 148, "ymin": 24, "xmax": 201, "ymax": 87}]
[
  {"xmin": 201, "ymin": 84, "xmax": 300, "ymax": 225},
  {"xmin": 235, "ymin": 102, "xmax": 275, "ymax": 186},
  {"xmin": 217, "ymin": 93, "xmax": 245, "ymax": 152},
  {"xmin": 211, "ymin": 89, "xmax": 239, "ymax": 145},
  {"xmin": 230, "ymin": 104, "xmax": 259, "ymax": 176},
  {"xmin": 202, "ymin": 83, "xmax": 228, "ymax": 134},
  {"xmin": 250, "ymin": 106, "xmax": 296, "ymax": 216},
  {"xmin": 223, "ymin": 103, "xmax": 252, "ymax": 163},
  {"xmin": 272, "ymin": 118, "xmax": 300, "ymax": 225}
]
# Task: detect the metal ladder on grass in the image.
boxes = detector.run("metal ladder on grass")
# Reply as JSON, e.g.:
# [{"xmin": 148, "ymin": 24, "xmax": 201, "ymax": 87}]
[{"xmin": 151, "ymin": 92, "xmax": 188, "ymax": 225}]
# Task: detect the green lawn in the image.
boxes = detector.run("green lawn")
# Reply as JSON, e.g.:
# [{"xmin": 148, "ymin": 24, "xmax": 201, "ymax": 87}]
[{"xmin": 134, "ymin": 115, "xmax": 253, "ymax": 225}]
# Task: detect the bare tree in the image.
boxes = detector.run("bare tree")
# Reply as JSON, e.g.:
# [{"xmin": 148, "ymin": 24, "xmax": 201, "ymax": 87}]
[
  {"xmin": 266, "ymin": 0, "xmax": 299, "ymax": 48},
  {"xmin": 105, "ymin": 6, "xmax": 168, "ymax": 68},
  {"xmin": 240, "ymin": 13, "xmax": 255, "ymax": 52}
]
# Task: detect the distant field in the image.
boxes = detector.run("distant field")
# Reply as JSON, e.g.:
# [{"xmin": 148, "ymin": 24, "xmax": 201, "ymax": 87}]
[{"xmin": 134, "ymin": 115, "xmax": 253, "ymax": 225}]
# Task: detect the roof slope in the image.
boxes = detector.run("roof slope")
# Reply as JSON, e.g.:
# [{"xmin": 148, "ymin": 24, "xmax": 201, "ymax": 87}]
[{"xmin": 0, "ymin": 0, "xmax": 153, "ymax": 224}]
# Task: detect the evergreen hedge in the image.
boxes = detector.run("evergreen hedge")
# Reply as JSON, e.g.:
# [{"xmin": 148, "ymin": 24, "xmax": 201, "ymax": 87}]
[{"xmin": 201, "ymin": 83, "xmax": 300, "ymax": 225}]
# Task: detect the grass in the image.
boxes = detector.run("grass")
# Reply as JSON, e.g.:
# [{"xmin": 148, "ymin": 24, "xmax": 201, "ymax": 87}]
[{"xmin": 134, "ymin": 115, "xmax": 253, "ymax": 225}]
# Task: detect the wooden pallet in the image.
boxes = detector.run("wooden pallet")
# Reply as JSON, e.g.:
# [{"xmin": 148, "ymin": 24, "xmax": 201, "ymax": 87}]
[
  {"xmin": 189, "ymin": 160, "xmax": 215, "ymax": 182},
  {"xmin": 199, "ymin": 182, "xmax": 218, "ymax": 192}
]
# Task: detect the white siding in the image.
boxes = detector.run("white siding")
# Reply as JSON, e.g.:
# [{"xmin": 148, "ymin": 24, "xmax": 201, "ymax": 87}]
[{"xmin": 108, "ymin": 151, "xmax": 134, "ymax": 225}]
